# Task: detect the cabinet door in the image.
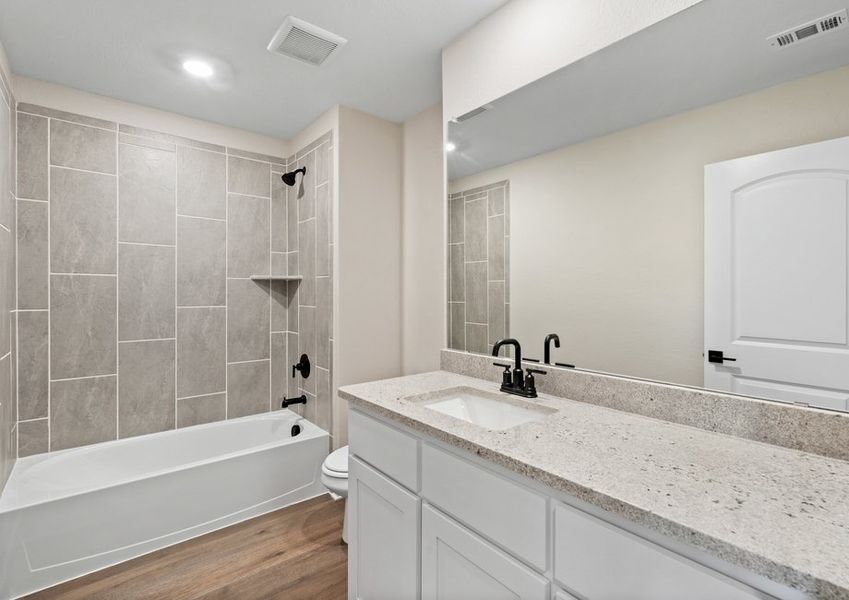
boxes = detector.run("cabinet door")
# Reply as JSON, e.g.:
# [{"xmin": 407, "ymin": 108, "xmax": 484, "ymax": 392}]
[
  {"xmin": 554, "ymin": 503, "xmax": 770, "ymax": 600},
  {"xmin": 422, "ymin": 505, "xmax": 549, "ymax": 600},
  {"xmin": 349, "ymin": 457, "xmax": 420, "ymax": 600}
]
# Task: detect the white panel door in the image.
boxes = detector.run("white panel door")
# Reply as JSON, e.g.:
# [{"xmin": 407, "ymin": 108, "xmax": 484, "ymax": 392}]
[
  {"xmin": 349, "ymin": 456, "xmax": 420, "ymax": 600},
  {"xmin": 421, "ymin": 505, "xmax": 549, "ymax": 600},
  {"xmin": 705, "ymin": 136, "xmax": 849, "ymax": 410}
]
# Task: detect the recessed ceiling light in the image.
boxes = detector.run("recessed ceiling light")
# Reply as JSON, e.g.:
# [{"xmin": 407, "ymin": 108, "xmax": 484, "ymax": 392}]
[
  {"xmin": 182, "ymin": 59, "xmax": 214, "ymax": 78},
  {"xmin": 446, "ymin": 142, "xmax": 456, "ymax": 152}
]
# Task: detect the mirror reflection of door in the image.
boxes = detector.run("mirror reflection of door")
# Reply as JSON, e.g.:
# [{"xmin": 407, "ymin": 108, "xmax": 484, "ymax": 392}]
[{"xmin": 705, "ymin": 136, "xmax": 849, "ymax": 410}]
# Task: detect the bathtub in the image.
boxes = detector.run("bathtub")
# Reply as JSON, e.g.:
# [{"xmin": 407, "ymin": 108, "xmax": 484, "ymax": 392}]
[{"xmin": 0, "ymin": 410, "xmax": 329, "ymax": 599}]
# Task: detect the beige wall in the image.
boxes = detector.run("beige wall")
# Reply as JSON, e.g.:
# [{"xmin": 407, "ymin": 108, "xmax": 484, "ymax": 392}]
[
  {"xmin": 13, "ymin": 76, "xmax": 288, "ymax": 157},
  {"xmin": 442, "ymin": 0, "xmax": 702, "ymax": 120},
  {"xmin": 450, "ymin": 64, "xmax": 849, "ymax": 387},
  {"xmin": 335, "ymin": 106, "xmax": 403, "ymax": 445},
  {"xmin": 401, "ymin": 104, "xmax": 445, "ymax": 375}
]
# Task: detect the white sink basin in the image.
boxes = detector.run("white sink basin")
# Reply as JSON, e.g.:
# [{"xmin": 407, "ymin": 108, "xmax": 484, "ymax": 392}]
[{"xmin": 419, "ymin": 388, "xmax": 553, "ymax": 430}]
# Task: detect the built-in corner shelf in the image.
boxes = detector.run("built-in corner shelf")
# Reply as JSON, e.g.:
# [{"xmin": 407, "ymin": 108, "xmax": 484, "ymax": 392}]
[{"xmin": 249, "ymin": 275, "xmax": 303, "ymax": 282}]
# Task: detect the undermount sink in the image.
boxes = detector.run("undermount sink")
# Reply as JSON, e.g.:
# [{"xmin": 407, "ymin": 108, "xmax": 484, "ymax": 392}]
[{"xmin": 413, "ymin": 387, "xmax": 555, "ymax": 430}]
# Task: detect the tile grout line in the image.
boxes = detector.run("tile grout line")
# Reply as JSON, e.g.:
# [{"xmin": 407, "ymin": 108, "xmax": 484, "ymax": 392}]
[
  {"xmin": 174, "ymin": 144, "xmax": 179, "ymax": 431},
  {"xmin": 115, "ymin": 128, "xmax": 120, "ymax": 440},
  {"xmin": 46, "ymin": 114, "xmax": 52, "ymax": 453},
  {"xmin": 225, "ymin": 145, "xmax": 229, "ymax": 419}
]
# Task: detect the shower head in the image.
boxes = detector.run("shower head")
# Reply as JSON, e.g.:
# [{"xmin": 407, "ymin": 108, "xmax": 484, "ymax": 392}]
[
  {"xmin": 281, "ymin": 166, "xmax": 307, "ymax": 198},
  {"xmin": 281, "ymin": 167, "xmax": 306, "ymax": 187}
]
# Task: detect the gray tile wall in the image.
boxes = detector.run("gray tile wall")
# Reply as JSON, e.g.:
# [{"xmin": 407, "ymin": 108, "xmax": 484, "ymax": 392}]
[
  {"xmin": 0, "ymin": 68, "xmax": 16, "ymax": 491},
  {"xmin": 448, "ymin": 181, "xmax": 510, "ymax": 355},
  {"xmin": 278, "ymin": 132, "xmax": 334, "ymax": 433},
  {"xmin": 13, "ymin": 102, "xmax": 335, "ymax": 456}
]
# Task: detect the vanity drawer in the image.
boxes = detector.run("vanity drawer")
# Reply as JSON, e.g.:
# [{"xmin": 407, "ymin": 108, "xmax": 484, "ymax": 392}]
[
  {"xmin": 421, "ymin": 443, "xmax": 548, "ymax": 571},
  {"xmin": 553, "ymin": 502, "xmax": 769, "ymax": 599},
  {"xmin": 348, "ymin": 409, "xmax": 420, "ymax": 491}
]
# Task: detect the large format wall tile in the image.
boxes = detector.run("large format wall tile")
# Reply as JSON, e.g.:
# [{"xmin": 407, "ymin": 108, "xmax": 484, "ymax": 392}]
[
  {"xmin": 118, "ymin": 244, "xmax": 175, "ymax": 341},
  {"xmin": 296, "ymin": 152, "xmax": 315, "ymax": 221},
  {"xmin": 271, "ymin": 332, "xmax": 286, "ymax": 407},
  {"xmin": 449, "ymin": 197, "xmax": 464, "ymax": 244},
  {"xmin": 298, "ymin": 306, "xmax": 316, "ymax": 395},
  {"xmin": 488, "ymin": 282, "xmax": 506, "ymax": 345},
  {"xmin": 227, "ymin": 280, "xmax": 270, "ymax": 362},
  {"xmin": 227, "ymin": 360, "xmax": 270, "ymax": 418},
  {"xmin": 271, "ymin": 173, "xmax": 287, "ymax": 252},
  {"xmin": 465, "ymin": 262, "xmax": 487, "ymax": 324},
  {"xmin": 51, "ymin": 375, "xmax": 117, "ymax": 450},
  {"xmin": 119, "ymin": 340, "xmax": 175, "ymax": 438},
  {"xmin": 450, "ymin": 302, "xmax": 465, "ymax": 351},
  {"xmin": 50, "ymin": 120, "xmax": 116, "ymax": 174},
  {"xmin": 271, "ymin": 281, "xmax": 288, "ymax": 332},
  {"xmin": 177, "ymin": 147, "xmax": 225, "ymax": 219},
  {"xmin": 177, "ymin": 216, "xmax": 225, "ymax": 306},
  {"xmin": 17, "ymin": 418, "xmax": 48, "ymax": 457},
  {"xmin": 119, "ymin": 142, "xmax": 176, "ymax": 245},
  {"xmin": 0, "ymin": 228, "xmax": 10, "ymax": 357},
  {"xmin": 228, "ymin": 156, "xmax": 270, "ymax": 198},
  {"xmin": 315, "ymin": 367, "xmax": 332, "ymax": 433},
  {"xmin": 16, "ymin": 200, "xmax": 48, "ymax": 308},
  {"xmin": 51, "ymin": 274, "xmax": 117, "ymax": 379},
  {"xmin": 16, "ymin": 112, "xmax": 48, "ymax": 200},
  {"xmin": 227, "ymin": 194, "xmax": 269, "ymax": 277},
  {"xmin": 316, "ymin": 277, "xmax": 331, "ymax": 369},
  {"xmin": 297, "ymin": 218, "xmax": 316, "ymax": 306},
  {"xmin": 287, "ymin": 183, "xmax": 298, "ymax": 251},
  {"xmin": 50, "ymin": 167, "xmax": 117, "ymax": 274},
  {"xmin": 449, "ymin": 243, "xmax": 464, "ymax": 302},
  {"xmin": 488, "ymin": 215, "xmax": 505, "ymax": 280},
  {"xmin": 177, "ymin": 392, "xmax": 226, "ymax": 428},
  {"xmin": 17, "ymin": 311, "xmax": 49, "ymax": 420},
  {"xmin": 176, "ymin": 306, "xmax": 225, "ymax": 397},
  {"xmin": 464, "ymin": 195, "xmax": 487, "ymax": 261},
  {"xmin": 316, "ymin": 184, "xmax": 330, "ymax": 277}
]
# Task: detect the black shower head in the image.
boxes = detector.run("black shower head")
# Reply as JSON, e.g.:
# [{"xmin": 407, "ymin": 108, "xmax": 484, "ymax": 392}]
[{"xmin": 281, "ymin": 167, "xmax": 306, "ymax": 187}]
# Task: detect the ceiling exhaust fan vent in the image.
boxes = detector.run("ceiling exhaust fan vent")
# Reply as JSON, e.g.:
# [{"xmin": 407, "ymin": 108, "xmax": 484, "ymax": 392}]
[
  {"xmin": 268, "ymin": 16, "xmax": 347, "ymax": 66},
  {"xmin": 768, "ymin": 9, "xmax": 848, "ymax": 50},
  {"xmin": 453, "ymin": 104, "xmax": 494, "ymax": 123}
]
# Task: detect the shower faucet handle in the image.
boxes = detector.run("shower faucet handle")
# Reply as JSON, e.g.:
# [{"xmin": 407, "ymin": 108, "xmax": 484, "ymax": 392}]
[{"xmin": 292, "ymin": 354, "xmax": 311, "ymax": 379}]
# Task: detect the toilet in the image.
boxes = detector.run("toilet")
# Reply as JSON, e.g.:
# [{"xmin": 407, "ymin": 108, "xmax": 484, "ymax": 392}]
[{"xmin": 321, "ymin": 445, "xmax": 349, "ymax": 543}]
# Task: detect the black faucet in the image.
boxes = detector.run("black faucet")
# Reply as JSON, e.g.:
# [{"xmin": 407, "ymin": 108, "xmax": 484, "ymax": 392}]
[
  {"xmin": 544, "ymin": 333, "xmax": 560, "ymax": 365},
  {"xmin": 492, "ymin": 338, "xmax": 545, "ymax": 398}
]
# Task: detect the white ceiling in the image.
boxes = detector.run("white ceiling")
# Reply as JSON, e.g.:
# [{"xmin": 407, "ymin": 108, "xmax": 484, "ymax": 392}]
[
  {"xmin": 0, "ymin": 0, "xmax": 508, "ymax": 139},
  {"xmin": 448, "ymin": 0, "xmax": 849, "ymax": 180}
]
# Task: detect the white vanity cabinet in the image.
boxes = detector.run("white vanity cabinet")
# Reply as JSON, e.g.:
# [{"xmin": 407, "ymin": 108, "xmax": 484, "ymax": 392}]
[
  {"xmin": 421, "ymin": 505, "xmax": 549, "ymax": 600},
  {"xmin": 348, "ymin": 456, "xmax": 420, "ymax": 600},
  {"xmin": 348, "ymin": 409, "xmax": 796, "ymax": 600}
]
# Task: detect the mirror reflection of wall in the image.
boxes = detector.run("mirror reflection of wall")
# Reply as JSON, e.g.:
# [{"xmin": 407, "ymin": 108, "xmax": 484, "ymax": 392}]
[
  {"xmin": 446, "ymin": 0, "xmax": 849, "ymax": 411},
  {"xmin": 447, "ymin": 182, "xmax": 510, "ymax": 355}
]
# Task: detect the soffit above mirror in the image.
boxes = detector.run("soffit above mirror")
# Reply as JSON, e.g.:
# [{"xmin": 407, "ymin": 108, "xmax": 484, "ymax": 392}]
[{"xmin": 448, "ymin": 0, "xmax": 849, "ymax": 180}]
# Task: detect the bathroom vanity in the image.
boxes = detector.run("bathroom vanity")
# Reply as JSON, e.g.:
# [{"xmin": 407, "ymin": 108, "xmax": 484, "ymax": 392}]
[{"xmin": 340, "ymin": 367, "xmax": 849, "ymax": 600}]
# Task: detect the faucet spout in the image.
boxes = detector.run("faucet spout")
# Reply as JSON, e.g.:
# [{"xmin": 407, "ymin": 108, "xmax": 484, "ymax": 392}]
[
  {"xmin": 492, "ymin": 338, "xmax": 522, "ymax": 371},
  {"xmin": 544, "ymin": 333, "xmax": 561, "ymax": 365}
]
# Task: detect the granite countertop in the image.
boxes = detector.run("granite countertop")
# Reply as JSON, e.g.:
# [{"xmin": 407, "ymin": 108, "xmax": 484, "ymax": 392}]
[{"xmin": 339, "ymin": 370, "xmax": 849, "ymax": 600}]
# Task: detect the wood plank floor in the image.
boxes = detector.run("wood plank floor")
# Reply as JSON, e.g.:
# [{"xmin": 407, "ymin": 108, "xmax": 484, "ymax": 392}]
[{"xmin": 26, "ymin": 495, "xmax": 347, "ymax": 600}]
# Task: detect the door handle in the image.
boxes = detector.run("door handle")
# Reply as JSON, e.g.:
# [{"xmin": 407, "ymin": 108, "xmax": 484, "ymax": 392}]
[{"xmin": 708, "ymin": 350, "xmax": 737, "ymax": 364}]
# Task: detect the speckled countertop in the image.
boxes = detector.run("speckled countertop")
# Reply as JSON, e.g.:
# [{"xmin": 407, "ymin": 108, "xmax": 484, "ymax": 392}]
[{"xmin": 339, "ymin": 371, "xmax": 849, "ymax": 600}]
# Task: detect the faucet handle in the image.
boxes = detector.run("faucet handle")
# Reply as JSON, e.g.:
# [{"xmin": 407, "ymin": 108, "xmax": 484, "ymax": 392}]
[
  {"xmin": 525, "ymin": 368, "xmax": 546, "ymax": 396},
  {"xmin": 493, "ymin": 362, "xmax": 512, "ymax": 387},
  {"xmin": 492, "ymin": 362, "xmax": 512, "ymax": 369}
]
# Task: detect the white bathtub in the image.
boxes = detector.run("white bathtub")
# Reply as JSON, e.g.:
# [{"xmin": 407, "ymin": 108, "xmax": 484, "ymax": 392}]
[{"xmin": 0, "ymin": 410, "xmax": 329, "ymax": 599}]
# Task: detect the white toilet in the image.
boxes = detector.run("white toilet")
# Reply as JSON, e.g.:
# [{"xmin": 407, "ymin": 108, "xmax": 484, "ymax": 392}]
[{"xmin": 321, "ymin": 445, "xmax": 350, "ymax": 543}]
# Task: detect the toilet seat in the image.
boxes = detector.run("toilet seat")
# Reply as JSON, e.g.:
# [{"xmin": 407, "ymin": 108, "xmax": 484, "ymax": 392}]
[{"xmin": 322, "ymin": 446, "xmax": 349, "ymax": 478}]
